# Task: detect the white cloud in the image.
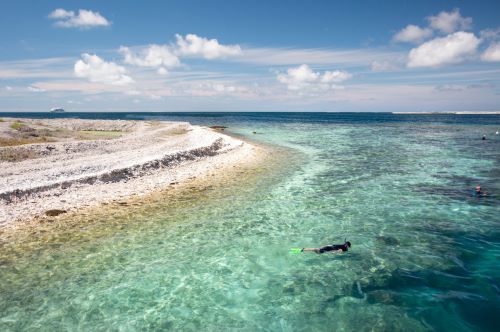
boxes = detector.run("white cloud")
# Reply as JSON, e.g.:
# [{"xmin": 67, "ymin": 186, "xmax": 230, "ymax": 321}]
[
  {"xmin": 119, "ymin": 45, "xmax": 180, "ymax": 69},
  {"xmin": 118, "ymin": 34, "xmax": 241, "ymax": 75},
  {"xmin": 27, "ymin": 85, "xmax": 46, "ymax": 92},
  {"xmin": 26, "ymin": 80, "xmax": 130, "ymax": 94},
  {"xmin": 5, "ymin": 86, "xmax": 12, "ymax": 91},
  {"xmin": 480, "ymin": 28, "xmax": 500, "ymax": 41},
  {"xmin": 427, "ymin": 9, "xmax": 472, "ymax": 34},
  {"xmin": 181, "ymin": 82, "xmax": 252, "ymax": 97},
  {"xmin": 277, "ymin": 64, "xmax": 351, "ymax": 91},
  {"xmin": 232, "ymin": 47, "xmax": 403, "ymax": 68},
  {"xmin": 481, "ymin": 42, "xmax": 500, "ymax": 62},
  {"xmin": 175, "ymin": 34, "xmax": 242, "ymax": 59},
  {"xmin": 321, "ymin": 70, "xmax": 352, "ymax": 83},
  {"xmin": 393, "ymin": 25, "xmax": 433, "ymax": 43},
  {"xmin": 277, "ymin": 64, "xmax": 318, "ymax": 90},
  {"xmin": 49, "ymin": 9, "xmax": 110, "ymax": 28},
  {"xmin": 407, "ymin": 32, "xmax": 480, "ymax": 68},
  {"xmin": 0, "ymin": 57, "xmax": 73, "ymax": 79},
  {"xmin": 371, "ymin": 61, "xmax": 399, "ymax": 72},
  {"xmin": 74, "ymin": 53, "xmax": 134, "ymax": 85},
  {"xmin": 157, "ymin": 67, "xmax": 168, "ymax": 75},
  {"xmin": 48, "ymin": 8, "xmax": 74, "ymax": 19},
  {"xmin": 213, "ymin": 83, "xmax": 237, "ymax": 93}
]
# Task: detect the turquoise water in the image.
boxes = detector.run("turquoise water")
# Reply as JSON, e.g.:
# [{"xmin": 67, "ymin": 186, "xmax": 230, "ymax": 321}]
[{"xmin": 1, "ymin": 113, "xmax": 499, "ymax": 331}]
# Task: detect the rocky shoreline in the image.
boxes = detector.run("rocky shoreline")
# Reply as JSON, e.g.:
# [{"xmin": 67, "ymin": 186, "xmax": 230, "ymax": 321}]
[{"xmin": 0, "ymin": 118, "xmax": 258, "ymax": 227}]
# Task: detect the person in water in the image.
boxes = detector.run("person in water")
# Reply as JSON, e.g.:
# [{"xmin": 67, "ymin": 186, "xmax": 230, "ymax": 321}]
[
  {"xmin": 475, "ymin": 185, "xmax": 488, "ymax": 197},
  {"xmin": 302, "ymin": 240, "xmax": 351, "ymax": 254}
]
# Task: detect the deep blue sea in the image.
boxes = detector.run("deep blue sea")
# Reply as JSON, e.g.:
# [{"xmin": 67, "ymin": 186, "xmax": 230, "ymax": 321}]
[{"xmin": 1, "ymin": 112, "xmax": 499, "ymax": 331}]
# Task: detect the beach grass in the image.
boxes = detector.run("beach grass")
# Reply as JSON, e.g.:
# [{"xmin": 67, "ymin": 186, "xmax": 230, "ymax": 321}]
[
  {"xmin": 0, "ymin": 136, "xmax": 54, "ymax": 148},
  {"xmin": 9, "ymin": 121, "xmax": 25, "ymax": 130}
]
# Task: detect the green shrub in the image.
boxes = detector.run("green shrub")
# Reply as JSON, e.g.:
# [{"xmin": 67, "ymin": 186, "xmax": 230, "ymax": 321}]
[{"xmin": 10, "ymin": 121, "xmax": 25, "ymax": 130}]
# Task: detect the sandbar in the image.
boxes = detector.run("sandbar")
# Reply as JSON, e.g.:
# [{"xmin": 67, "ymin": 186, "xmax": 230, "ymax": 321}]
[{"xmin": 0, "ymin": 117, "xmax": 261, "ymax": 228}]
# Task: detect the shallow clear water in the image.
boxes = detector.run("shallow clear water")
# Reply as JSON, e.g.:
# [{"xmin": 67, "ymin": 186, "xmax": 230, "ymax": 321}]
[{"xmin": 1, "ymin": 113, "xmax": 499, "ymax": 331}]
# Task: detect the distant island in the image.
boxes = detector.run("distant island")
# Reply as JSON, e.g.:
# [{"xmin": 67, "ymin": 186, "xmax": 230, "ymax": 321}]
[{"xmin": 50, "ymin": 108, "xmax": 65, "ymax": 113}]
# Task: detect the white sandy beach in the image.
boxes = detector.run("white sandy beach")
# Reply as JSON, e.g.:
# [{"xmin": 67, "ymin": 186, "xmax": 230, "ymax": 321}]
[{"xmin": 0, "ymin": 118, "xmax": 259, "ymax": 227}]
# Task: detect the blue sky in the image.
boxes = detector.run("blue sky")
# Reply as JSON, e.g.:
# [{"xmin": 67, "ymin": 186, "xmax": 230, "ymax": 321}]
[{"xmin": 1, "ymin": 0, "xmax": 500, "ymax": 112}]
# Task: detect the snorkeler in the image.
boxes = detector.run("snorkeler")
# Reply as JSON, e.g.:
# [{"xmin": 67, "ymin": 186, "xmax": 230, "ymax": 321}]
[
  {"xmin": 302, "ymin": 240, "xmax": 351, "ymax": 254},
  {"xmin": 475, "ymin": 185, "xmax": 482, "ymax": 195},
  {"xmin": 475, "ymin": 185, "xmax": 489, "ymax": 197}
]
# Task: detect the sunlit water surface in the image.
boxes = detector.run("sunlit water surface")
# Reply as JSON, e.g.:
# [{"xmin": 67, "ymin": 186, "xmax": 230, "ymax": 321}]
[{"xmin": 1, "ymin": 113, "xmax": 499, "ymax": 331}]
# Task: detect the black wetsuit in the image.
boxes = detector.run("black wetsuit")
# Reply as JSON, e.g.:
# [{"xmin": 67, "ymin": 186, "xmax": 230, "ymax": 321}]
[{"xmin": 318, "ymin": 244, "xmax": 349, "ymax": 253}]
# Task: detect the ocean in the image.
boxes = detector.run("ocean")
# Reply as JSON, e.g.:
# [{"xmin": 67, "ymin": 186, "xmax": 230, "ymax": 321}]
[{"xmin": 1, "ymin": 112, "xmax": 499, "ymax": 331}]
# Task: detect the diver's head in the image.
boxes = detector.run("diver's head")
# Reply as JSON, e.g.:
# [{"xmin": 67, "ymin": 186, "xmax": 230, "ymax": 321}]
[{"xmin": 345, "ymin": 241, "xmax": 351, "ymax": 248}]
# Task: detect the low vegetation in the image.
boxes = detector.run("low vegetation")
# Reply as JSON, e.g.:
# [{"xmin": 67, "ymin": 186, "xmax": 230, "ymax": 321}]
[
  {"xmin": 9, "ymin": 121, "xmax": 25, "ymax": 130},
  {"xmin": 0, "ymin": 148, "xmax": 41, "ymax": 162},
  {"xmin": 0, "ymin": 136, "xmax": 54, "ymax": 147},
  {"xmin": 0, "ymin": 123, "xmax": 127, "ymax": 161}
]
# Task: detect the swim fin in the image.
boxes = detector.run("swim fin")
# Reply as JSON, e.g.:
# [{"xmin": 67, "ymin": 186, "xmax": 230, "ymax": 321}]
[{"xmin": 289, "ymin": 248, "xmax": 303, "ymax": 254}]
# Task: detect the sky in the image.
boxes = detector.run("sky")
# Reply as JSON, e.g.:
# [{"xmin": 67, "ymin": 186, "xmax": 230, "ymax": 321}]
[{"xmin": 1, "ymin": 0, "xmax": 500, "ymax": 112}]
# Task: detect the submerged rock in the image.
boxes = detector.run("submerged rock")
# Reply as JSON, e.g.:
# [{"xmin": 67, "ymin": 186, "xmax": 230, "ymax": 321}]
[
  {"xmin": 366, "ymin": 290, "xmax": 396, "ymax": 304},
  {"xmin": 209, "ymin": 125, "xmax": 227, "ymax": 130},
  {"xmin": 375, "ymin": 235, "xmax": 400, "ymax": 246}
]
